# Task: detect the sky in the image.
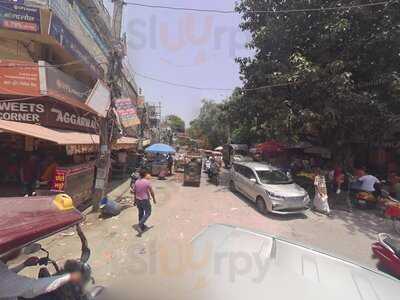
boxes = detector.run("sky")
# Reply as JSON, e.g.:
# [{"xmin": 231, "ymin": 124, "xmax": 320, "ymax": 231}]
[{"xmin": 104, "ymin": 0, "xmax": 251, "ymax": 124}]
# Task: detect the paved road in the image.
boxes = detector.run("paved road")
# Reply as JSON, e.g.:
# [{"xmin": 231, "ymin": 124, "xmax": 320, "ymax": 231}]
[{"xmin": 32, "ymin": 171, "xmax": 398, "ymax": 297}]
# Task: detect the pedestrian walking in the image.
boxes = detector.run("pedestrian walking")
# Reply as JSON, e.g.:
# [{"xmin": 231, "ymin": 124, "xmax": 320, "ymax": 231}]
[
  {"xmin": 167, "ymin": 154, "xmax": 174, "ymax": 175},
  {"xmin": 132, "ymin": 170, "xmax": 156, "ymax": 235},
  {"xmin": 313, "ymin": 167, "xmax": 331, "ymax": 215},
  {"xmin": 334, "ymin": 163, "xmax": 345, "ymax": 194}
]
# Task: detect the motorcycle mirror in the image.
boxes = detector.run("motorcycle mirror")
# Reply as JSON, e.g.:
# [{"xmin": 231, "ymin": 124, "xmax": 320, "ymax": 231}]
[{"xmin": 22, "ymin": 243, "xmax": 42, "ymax": 255}]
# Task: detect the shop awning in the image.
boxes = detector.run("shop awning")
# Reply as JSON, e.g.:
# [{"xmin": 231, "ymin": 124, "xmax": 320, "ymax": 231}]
[{"xmin": 0, "ymin": 120, "xmax": 137, "ymax": 146}]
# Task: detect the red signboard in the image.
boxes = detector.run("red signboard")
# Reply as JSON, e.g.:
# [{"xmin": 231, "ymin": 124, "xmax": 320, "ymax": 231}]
[
  {"xmin": 0, "ymin": 60, "xmax": 40, "ymax": 96},
  {"xmin": 52, "ymin": 162, "xmax": 95, "ymax": 207}
]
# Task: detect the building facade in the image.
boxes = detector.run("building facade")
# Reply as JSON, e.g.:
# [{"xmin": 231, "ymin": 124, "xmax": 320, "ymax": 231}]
[{"xmin": 0, "ymin": 0, "xmax": 143, "ymax": 202}]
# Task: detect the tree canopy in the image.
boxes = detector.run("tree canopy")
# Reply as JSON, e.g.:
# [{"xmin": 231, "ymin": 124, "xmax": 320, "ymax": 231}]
[
  {"xmin": 188, "ymin": 100, "xmax": 228, "ymax": 149},
  {"xmin": 226, "ymin": 0, "xmax": 400, "ymax": 158},
  {"xmin": 164, "ymin": 114, "xmax": 185, "ymax": 133}
]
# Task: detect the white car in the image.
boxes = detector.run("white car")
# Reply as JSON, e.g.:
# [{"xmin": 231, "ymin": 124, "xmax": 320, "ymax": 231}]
[
  {"xmin": 229, "ymin": 162, "xmax": 310, "ymax": 214},
  {"xmin": 189, "ymin": 224, "xmax": 400, "ymax": 300}
]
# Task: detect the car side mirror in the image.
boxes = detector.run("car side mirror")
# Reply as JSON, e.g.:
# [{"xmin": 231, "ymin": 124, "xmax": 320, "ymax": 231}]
[
  {"xmin": 250, "ymin": 178, "xmax": 257, "ymax": 184},
  {"xmin": 23, "ymin": 243, "xmax": 42, "ymax": 255}
]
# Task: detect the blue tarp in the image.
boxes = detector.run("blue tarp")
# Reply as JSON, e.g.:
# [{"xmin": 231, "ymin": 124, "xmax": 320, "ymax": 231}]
[{"xmin": 145, "ymin": 143, "xmax": 176, "ymax": 154}]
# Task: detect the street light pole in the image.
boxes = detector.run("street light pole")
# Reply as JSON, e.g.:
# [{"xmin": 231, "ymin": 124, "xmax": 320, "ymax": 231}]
[{"xmin": 92, "ymin": 0, "xmax": 125, "ymax": 211}]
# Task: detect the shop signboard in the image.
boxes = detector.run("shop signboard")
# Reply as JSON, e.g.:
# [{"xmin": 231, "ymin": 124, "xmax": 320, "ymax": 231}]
[
  {"xmin": 85, "ymin": 80, "xmax": 110, "ymax": 118},
  {"xmin": 48, "ymin": 14, "xmax": 102, "ymax": 79},
  {"xmin": 114, "ymin": 98, "xmax": 141, "ymax": 129},
  {"xmin": 75, "ymin": 4, "xmax": 109, "ymax": 55},
  {"xmin": 3, "ymin": 1, "xmax": 25, "ymax": 4},
  {"xmin": 0, "ymin": 2, "xmax": 40, "ymax": 33},
  {"xmin": 48, "ymin": 0, "xmax": 108, "ymax": 56},
  {"xmin": 0, "ymin": 99, "xmax": 99, "ymax": 133},
  {"xmin": 42, "ymin": 62, "xmax": 90, "ymax": 105},
  {"xmin": 0, "ymin": 59, "xmax": 40, "ymax": 96},
  {"xmin": 52, "ymin": 162, "xmax": 95, "ymax": 207}
]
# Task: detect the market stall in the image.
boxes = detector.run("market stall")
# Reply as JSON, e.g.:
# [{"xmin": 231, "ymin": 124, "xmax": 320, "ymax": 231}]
[
  {"xmin": 0, "ymin": 120, "xmax": 138, "ymax": 206},
  {"xmin": 183, "ymin": 157, "xmax": 202, "ymax": 187},
  {"xmin": 144, "ymin": 143, "xmax": 176, "ymax": 177},
  {"xmin": 52, "ymin": 162, "xmax": 95, "ymax": 208}
]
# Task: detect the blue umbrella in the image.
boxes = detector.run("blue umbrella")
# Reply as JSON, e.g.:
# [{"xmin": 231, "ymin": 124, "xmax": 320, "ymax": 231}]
[{"xmin": 145, "ymin": 143, "xmax": 176, "ymax": 154}]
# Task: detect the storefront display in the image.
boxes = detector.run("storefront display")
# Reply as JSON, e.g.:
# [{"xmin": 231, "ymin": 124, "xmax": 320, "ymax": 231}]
[{"xmin": 52, "ymin": 162, "xmax": 95, "ymax": 207}]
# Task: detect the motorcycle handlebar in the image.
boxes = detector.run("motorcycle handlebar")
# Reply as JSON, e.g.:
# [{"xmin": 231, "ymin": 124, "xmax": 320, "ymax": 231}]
[
  {"xmin": 37, "ymin": 256, "xmax": 60, "ymax": 273},
  {"xmin": 77, "ymin": 225, "xmax": 91, "ymax": 263}
]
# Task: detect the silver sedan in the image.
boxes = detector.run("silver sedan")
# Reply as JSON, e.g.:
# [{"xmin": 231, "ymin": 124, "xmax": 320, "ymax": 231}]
[{"xmin": 229, "ymin": 161, "xmax": 310, "ymax": 214}]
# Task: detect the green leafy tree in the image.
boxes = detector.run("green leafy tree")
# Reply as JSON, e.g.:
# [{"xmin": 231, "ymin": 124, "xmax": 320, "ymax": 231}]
[
  {"xmin": 164, "ymin": 115, "xmax": 185, "ymax": 133},
  {"xmin": 189, "ymin": 100, "xmax": 228, "ymax": 149},
  {"xmin": 232, "ymin": 0, "xmax": 400, "ymax": 159}
]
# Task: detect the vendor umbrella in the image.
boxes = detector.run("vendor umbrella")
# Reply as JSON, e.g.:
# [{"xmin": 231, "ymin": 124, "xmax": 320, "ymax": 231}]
[
  {"xmin": 257, "ymin": 140, "xmax": 286, "ymax": 154},
  {"xmin": 214, "ymin": 146, "xmax": 223, "ymax": 151},
  {"xmin": 145, "ymin": 143, "xmax": 176, "ymax": 154}
]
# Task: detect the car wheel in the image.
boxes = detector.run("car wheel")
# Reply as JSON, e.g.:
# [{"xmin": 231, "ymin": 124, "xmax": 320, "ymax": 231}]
[
  {"xmin": 256, "ymin": 197, "xmax": 267, "ymax": 214},
  {"xmin": 229, "ymin": 180, "xmax": 236, "ymax": 192}
]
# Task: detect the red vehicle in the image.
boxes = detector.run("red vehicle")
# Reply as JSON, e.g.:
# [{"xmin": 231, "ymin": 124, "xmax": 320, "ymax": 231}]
[
  {"xmin": 372, "ymin": 233, "xmax": 400, "ymax": 279},
  {"xmin": 385, "ymin": 199, "xmax": 400, "ymax": 234},
  {"xmin": 0, "ymin": 194, "xmax": 103, "ymax": 299}
]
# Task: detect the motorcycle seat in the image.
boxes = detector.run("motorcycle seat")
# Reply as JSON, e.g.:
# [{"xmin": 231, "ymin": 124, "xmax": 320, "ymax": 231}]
[{"xmin": 384, "ymin": 237, "xmax": 400, "ymax": 257}]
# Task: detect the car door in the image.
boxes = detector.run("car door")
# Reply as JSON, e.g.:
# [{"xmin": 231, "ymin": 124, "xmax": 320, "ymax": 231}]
[
  {"xmin": 241, "ymin": 166, "xmax": 257, "ymax": 201},
  {"xmin": 246, "ymin": 168, "xmax": 260, "ymax": 201},
  {"xmin": 232, "ymin": 164, "xmax": 246, "ymax": 194}
]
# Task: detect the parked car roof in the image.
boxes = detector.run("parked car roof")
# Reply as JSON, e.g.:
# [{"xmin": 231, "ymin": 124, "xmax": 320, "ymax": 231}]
[
  {"xmin": 233, "ymin": 161, "xmax": 277, "ymax": 171},
  {"xmin": 190, "ymin": 224, "xmax": 400, "ymax": 300}
]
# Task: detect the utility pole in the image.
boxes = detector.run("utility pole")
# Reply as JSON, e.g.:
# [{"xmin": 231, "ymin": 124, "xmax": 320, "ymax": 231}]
[{"xmin": 92, "ymin": 0, "xmax": 125, "ymax": 211}]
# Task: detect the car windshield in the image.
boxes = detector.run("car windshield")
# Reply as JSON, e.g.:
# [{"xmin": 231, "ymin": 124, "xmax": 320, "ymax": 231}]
[{"xmin": 257, "ymin": 170, "xmax": 293, "ymax": 184}]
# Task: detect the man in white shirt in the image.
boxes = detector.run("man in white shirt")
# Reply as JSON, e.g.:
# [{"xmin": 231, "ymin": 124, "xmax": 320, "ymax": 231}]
[{"xmin": 0, "ymin": 250, "xmax": 81, "ymax": 300}]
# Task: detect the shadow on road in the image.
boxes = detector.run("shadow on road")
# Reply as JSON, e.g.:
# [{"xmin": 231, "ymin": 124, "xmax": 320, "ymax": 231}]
[{"xmin": 328, "ymin": 209, "xmax": 394, "ymax": 239}]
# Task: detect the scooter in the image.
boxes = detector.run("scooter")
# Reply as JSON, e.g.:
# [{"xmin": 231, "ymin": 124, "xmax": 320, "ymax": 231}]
[
  {"xmin": 208, "ymin": 165, "xmax": 220, "ymax": 186},
  {"xmin": 0, "ymin": 195, "xmax": 104, "ymax": 300},
  {"xmin": 32, "ymin": 225, "xmax": 103, "ymax": 300},
  {"xmin": 204, "ymin": 159, "xmax": 211, "ymax": 173},
  {"xmin": 383, "ymin": 197, "xmax": 400, "ymax": 234},
  {"xmin": 372, "ymin": 233, "xmax": 400, "ymax": 279}
]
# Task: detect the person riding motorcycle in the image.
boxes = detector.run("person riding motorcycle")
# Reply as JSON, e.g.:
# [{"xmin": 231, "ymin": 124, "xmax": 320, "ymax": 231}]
[
  {"xmin": 350, "ymin": 168, "xmax": 381, "ymax": 206},
  {"xmin": 204, "ymin": 156, "xmax": 211, "ymax": 172},
  {"xmin": 208, "ymin": 158, "xmax": 220, "ymax": 185},
  {"xmin": 0, "ymin": 249, "xmax": 81, "ymax": 300}
]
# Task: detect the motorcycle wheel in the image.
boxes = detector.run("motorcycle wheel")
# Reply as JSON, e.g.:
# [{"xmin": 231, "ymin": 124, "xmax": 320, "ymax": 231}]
[{"xmin": 393, "ymin": 218, "xmax": 400, "ymax": 234}]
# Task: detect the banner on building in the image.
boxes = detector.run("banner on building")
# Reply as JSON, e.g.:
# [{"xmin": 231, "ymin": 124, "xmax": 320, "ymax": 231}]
[
  {"xmin": 45, "ymin": 64, "xmax": 89, "ymax": 103},
  {"xmin": 48, "ymin": 0, "xmax": 108, "ymax": 55},
  {"xmin": 114, "ymin": 98, "xmax": 141, "ymax": 129},
  {"xmin": 39, "ymin": 61, "xmax": 91, "ymax": 108},
  {"xmin": 0, "ymin": 3, "xmax": 41, "ymax": 33},
  {"xmin": 0, "ymin": 59, "xmax": 40, "ymax": 96},
  {"xmin": 85, "ymin": 80, "xmax": 110, "ymax": 118},
  {"xmin": 48, "ymin": 14, "xmax": 102, "ymax": 79},
  {"xmin": 0, "ymin": 99, "xmax": 99, "ymax": 133}
]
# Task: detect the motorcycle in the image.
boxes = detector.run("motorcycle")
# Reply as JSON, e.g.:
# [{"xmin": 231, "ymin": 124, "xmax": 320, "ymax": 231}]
[
  {"xmin": 204, "ymin": 159, "xmax": 211, "ymax": 173},
  {"xmin": 351, "ymin": 181, "xmax": 386, "ymax": 209},
  {"xmin": 207, "ymin": 164, "xmax": 220, "ymax": 186},
  {"xmin": 0, "ymin": 194, "xmax": 104, "ymax": 300},
  {"xmin": 382, "ymin": 197, "xmax": 400, "ymax": 234},
  {"xmin": 372, "ymin": 233, "xmax": 400, "ymax": 279}
]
